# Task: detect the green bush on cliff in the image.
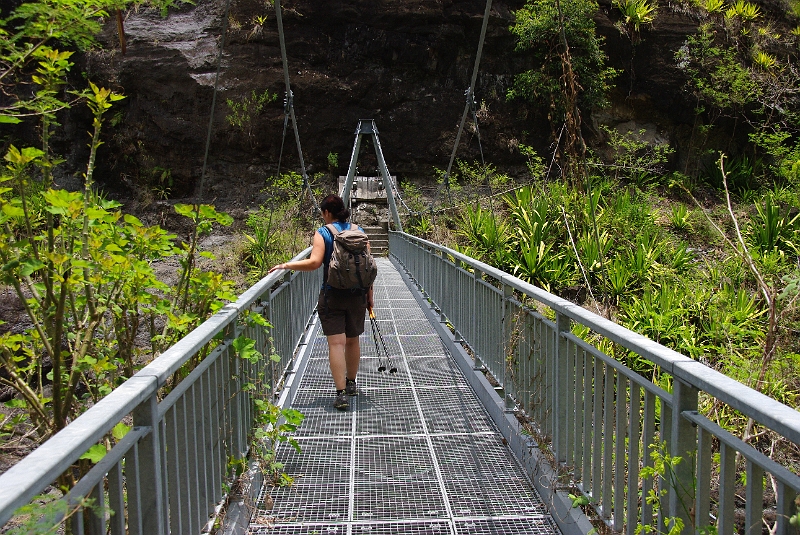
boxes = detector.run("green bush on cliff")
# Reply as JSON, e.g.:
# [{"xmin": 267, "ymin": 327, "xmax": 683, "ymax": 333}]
[{"xmin": 507, "ymin": 0, "xmax": 618, "ymax": 120}]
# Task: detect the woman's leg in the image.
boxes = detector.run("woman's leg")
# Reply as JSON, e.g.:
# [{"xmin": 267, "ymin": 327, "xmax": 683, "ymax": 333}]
[
  {"xmin": 327, "ymin": 333, "xmax": 347, "ymax": 391},
  {"xmin": 344, "ymin": 336, "xmax": 360, "ymax": 381}
]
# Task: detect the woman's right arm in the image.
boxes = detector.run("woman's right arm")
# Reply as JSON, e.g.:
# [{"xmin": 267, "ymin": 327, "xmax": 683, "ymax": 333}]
[{"xmin": 268, "ymin": 231, "xmax": 325, "ymax": 273}]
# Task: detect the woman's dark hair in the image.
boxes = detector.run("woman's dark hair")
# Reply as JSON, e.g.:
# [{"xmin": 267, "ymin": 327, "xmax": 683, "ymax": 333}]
[{"xmin": 320, "ymin": 194, "xmax": 350, "ymax": 222}]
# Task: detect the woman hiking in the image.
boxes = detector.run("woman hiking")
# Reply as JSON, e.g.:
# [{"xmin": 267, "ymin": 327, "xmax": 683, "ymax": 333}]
[{"xmin": 269, "ymin": 194, "xmax": 375, "ymax": 410}]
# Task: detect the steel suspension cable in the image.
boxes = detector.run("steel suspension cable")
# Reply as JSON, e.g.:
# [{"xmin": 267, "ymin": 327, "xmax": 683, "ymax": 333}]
[
  {"xmin": 196, "ymin": 0, "xmax": 233, "ymax": 203},
  {"xmin": 429, "ymin": 0, "xmax": 493, "ymax": 212},
  {"xmin": 274, "ymin": 0, "xmax": 320, "ymax": 214}
]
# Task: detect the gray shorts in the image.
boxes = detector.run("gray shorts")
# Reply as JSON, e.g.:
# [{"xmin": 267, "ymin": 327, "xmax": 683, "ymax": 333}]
[{"xmin": 317, "ymin": 289, "xmax": 368, "ymax": 338}]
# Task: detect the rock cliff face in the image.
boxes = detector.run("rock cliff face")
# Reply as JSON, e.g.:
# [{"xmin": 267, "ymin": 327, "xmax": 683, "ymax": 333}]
[{"xmin": 75, "ymin": 0, "xmax": 713, "ymax": 206}]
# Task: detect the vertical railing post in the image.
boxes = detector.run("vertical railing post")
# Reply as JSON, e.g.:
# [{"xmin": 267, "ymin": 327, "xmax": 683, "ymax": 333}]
[
  {"xmin": 265, "ymin": 292, "xmax": 275, "ymax": 393},
  {"xmin": 553, "ymin": 311, "xmax": 572, "ymax": 463},
  {"xmin": 501, "ymin": 282, "xmax": 513, "ymax": 405},
  {"xmin": 669, "ymin": 378, "xmax": 698, "ymax": 530},
  {"xmin": 226, "ymin": 318, "xmax": 245, "ymax": 459},
  {"xmin": 472, "ymin": 267, "xmax": 481, "ymax": 361},
  {"xmin": 131, "ymin": 386, "xmax": 166, "ymax": 535}
]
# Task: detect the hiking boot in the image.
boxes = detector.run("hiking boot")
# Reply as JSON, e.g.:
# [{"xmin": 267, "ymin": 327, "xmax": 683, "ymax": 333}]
[
  {"xmin": 345, "ymin": 378, "xmax": 358, "ymax": 396},
  {"xmin": 333, "ymin": 391, "xmax": 349, "ymax": 411}
]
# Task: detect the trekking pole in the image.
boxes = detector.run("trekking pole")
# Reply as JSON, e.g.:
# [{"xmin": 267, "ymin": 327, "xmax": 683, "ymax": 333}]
[
  {"xmin": 368, "ymin": 307, "xmax": 386, "ymax": 372},
  {"xmin": 368, "ymin": 307, "xmax": 396, "ymax": 374}
]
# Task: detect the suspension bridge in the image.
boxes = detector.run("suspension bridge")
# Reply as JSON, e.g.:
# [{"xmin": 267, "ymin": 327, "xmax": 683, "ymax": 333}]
[{"xmin": 2, "ymin": 0, "xmax": 800, "ymax": 533}]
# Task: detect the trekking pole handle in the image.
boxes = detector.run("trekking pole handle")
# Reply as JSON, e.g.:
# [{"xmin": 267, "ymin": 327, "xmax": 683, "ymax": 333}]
[{"xmin": 368, "ymin": 306, "xmax": 375, "ymax": 319}]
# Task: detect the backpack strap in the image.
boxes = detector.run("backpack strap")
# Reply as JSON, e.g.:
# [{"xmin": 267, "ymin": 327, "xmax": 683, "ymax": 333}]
[{"xmin": 323, "ymin": 224, "xmax": 337, "ymax": 289}]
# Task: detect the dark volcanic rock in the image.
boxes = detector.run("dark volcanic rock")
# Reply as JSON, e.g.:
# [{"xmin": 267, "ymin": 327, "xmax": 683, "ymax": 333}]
[
  {"xmin": 72, "ymin": 0, "xmax": 730, "ymax": 207},
  {"xmin": 79, "ymin": 0, "xmax": 546, "ymax": 206}
]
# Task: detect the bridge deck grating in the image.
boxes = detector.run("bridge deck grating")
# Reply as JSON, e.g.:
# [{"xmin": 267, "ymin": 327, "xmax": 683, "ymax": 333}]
[{"xmin": 248, "ymin": 258, "xmax": 561, "ymax": 535}]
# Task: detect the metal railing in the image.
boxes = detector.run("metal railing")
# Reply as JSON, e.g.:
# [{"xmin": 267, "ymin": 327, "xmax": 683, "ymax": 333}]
[
  {"xmin": 390, "ymin": 231, "xmax": 800, "ymax": 535},
  {"xmin": 0, "ymin": 248, "xmax": 321, "ymax": 534}
]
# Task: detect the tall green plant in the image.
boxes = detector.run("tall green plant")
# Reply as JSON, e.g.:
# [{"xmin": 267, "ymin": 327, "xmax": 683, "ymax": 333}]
[
  {"xmin": 749, "ymin": 193, "xmax": 800, "ymax": 256},
  {"xmin": 459, "ymin": 204, "xmax": 511, "ymax": 269},
  {"xmin": 0, "ymin": 87, "xmax": 239, "ymax": 446},
  {"xmin": 508, "ymin": 0, "xmax": 617, "ymax": 121}
]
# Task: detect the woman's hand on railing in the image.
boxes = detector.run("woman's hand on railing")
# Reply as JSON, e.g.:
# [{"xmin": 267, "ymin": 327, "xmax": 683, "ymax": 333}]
[{"xmin": 269, "ymin": 263, "xmax": 290, "ymax": 274}]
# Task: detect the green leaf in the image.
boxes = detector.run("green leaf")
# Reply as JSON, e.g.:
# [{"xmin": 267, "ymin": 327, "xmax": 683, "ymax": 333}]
[
  {"xmin": 281, "ymin": 408, "xmax": 305, "ymax": 426},
  {"xmin": 43, "ymin": 189, "xmax": 81, "ymax": 209},
  {"xmin": 85, "ymin": 206, "xmax": 109, "ymax": 220},
  {"xmin": 5, "ymin": 399, "xmax": 26, "ymax": 409},
  {"xmin": 112, "ymin": 422, "xmax": 130, "ymax": 441},
  {"xmin": 4, "ymin": 145, "xmax": 44, "ymax": 165},
  {"xmin": 232, "ymin": 336, "xmax": 261, "ymax": 362},
  {"xmin": 123, "ymin": 214, "xmax": 143, "ymax": 227},
  {"xmin": 2, "ymin": 204, "xmax": 24, "ymax": 218},
  {"xmin": 569, "ymin": 493, "xmax": 590, "ymax": 507},
  {"xmin": 79, "ymin": 444, "xmax": 107, "ymax": 463},
  {"xmin": 0, "ymin": 116, "xmax": 22, "ymax": 124},
  {"xmin": 247, "ymin": 312, "xmax": 271, "ymax": 328},
  {"xmin": 19, "ymin": 259, "xmax": 45, "ymax": 277},
  {"xmin": 2, "ymin": 260, "xmax": 20, "ymax": 272},
  {"xmin": 174, "ymin": 203, "xmax": 196, "ymax": 218}
]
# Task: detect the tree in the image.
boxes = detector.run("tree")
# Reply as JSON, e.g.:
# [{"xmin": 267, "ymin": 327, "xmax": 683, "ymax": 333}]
[{"xmin": 508, "ymin": 0, "xmax": 617, "ymax": 124}]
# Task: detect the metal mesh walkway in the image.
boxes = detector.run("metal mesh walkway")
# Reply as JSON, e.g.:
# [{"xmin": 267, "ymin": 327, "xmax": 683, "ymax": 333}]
[{"xmin": 248, "ymin": 258, "xmax": 562, "ymax": 535}]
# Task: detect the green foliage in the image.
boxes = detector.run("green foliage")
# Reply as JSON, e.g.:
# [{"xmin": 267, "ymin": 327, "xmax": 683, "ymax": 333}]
[
  {"xmin": 251, "ymin": 399, "xmax": 305, "ymax": 486},
  {"xmin": 229, "ymin": 313, "xmax": 305, "ymax": 488},
  {"xmin": 669, "ymin": 204, "xmax": 692, "ymax": 231},
  {"xmin": 569, "ymin": 493, "xmax": 590, "ymax": 507},
  {"xmin": 702, "ymin": 0, "xmax": 726, "ymax": 14},
  {"xmin": 459, "ymin": 204, "xmax": 511, "ymax": 269},
  {"xmin": 725, "ymin": 0, "xmax": 761, "ymax": 21},
  {"xmin": 621, "ymin": 284, "xmax": 704, "ymax": 362},
  {"xmin": 602, "ymin": 126, "xmax": 675, "ymax": 188},
  {"xmin": 636, "ymin": 442, "xmax": 688, "ymax": 535},
  {"xmin": 147, "ymin": 0, "xmax": 196, "ymax": 17},
  {"xmin": 613, "ymin": 0, "xmax": 658, "ymax": 42},
  {"xmin": 0, "ymin": 55, "xmax": 237, "ymax": 453},
  {"xmin": 150, "ymin": 166, "xmax": 173, "ymax": 199},
  {"xmin": 752, "ymin": 49, "xmax": 778, "ymax": 71},
  {"xmin": 748, "ymin": 193, "xmax": 800, "ymax": 256},
  {"xmin": 0, "ymin": 0, "xmax": 192, "ymax": 124},
  {"xmin": 676, "ymin": 23, "xmax": 760, "ymax": 110},
  {"xmin": 702, "ymin": 154, "xmax": 759, "ymax": 192},
  {"xmin": 7, "ymin": 494, "xmax": 100, "ymax": 535},
  {"xmin": 508, "ymin": 0, "xmax": 617, "ymax": 119},
  {"xmin": 519, "ymin": 145, "xmax": 546, "ymax": 180},
  {"xmin": 327, "ymin": 152, "xmax": 339, "ymax": 170},
  {"xmin": 241, "ymin": 171, "xmax": 319, "ymax": 281},
  {"xmin": 751, "ymin": 131, "xmax": 800, "ymax": 185},
  {"xmin": 456, "ymin": 161, "xmax": 512, "ymax": 194},
  {"xmin": 225, "ymin": 89, "xmax": 277, "ymax": 141},
  {"xmin": 243, "ymin": 207, "xmax": 300, "ymax": 281}
]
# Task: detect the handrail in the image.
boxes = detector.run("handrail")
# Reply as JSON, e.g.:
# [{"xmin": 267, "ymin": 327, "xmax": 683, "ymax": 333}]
[
  {"xmin": 391, "ymin": 231, "xmax": 800, "ymax": 444},
  {"xmin": 0, "ymin": 247, "xmax": 319, "ymax": 532},
  {"xmin": 389, "ymin": 230, "xmax": 800, "ymax": 534}
]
